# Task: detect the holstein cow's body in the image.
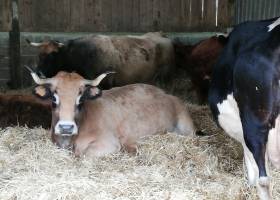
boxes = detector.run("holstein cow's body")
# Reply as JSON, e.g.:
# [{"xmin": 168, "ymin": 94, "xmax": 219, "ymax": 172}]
[
  {"xmin": 28, "ymin": 70, "xmax": 196, "ymax": 156},
  {"xmin": 0, "ymin": 95, "xmax": 51, "ymax": 128},
  {"xmin": 173, "ymin": 35, "xmax": 227, "ymax": 104},
  {"xmin": 208, "ymin": 17, "xmax": 280, "ymax": 199},
  {"xmin": 27, "ymin": 32, "xmax": 174, "ymax": 88}
]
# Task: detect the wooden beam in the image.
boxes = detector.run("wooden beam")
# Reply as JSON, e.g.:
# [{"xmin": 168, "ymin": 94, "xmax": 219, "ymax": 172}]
[{"xmin": 9, "ymin": 0, "xmax": 22, "ymax": 89}]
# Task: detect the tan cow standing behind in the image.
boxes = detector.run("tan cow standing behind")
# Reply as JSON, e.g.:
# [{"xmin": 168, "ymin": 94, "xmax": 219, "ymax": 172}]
[{"xmin": 28, "ymin": 68, "xmax": 196, "ymax": 157}]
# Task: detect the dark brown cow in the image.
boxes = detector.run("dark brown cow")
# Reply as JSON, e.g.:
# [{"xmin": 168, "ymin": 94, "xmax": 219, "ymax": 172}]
[
  {"xmin": 173, "ymin": 35, "xmax": 227, "ymax": 104},
  {"xmin": 28, "ymin": 69, "xmax": 196, "ymax": 157},
  {"xmin": 0, "ymin": 95, "xmax": 51, "ymax": 128}
]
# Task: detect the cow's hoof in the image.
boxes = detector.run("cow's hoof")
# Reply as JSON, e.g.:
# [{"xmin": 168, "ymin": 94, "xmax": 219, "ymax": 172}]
[{"xmin": 257, "ymin": 177, "xmax": 272, "ymax": 200}]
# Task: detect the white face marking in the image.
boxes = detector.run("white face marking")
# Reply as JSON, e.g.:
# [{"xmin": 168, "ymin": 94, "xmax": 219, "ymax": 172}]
[
  {"xmin": 53, "ymin": 93, "xmax": 60, "ymax": 105},
  {"xmin": 54, "ymin": 120, "xmax": 78, "ymax": 135},
  {"xmin": 76, "ymin": 95, "xmax": 81, "ymax": 105},
  {"xmin": 268, "ymin": 17, "xmax": 280, "ymax": 32},
  {"xmin": 217, "ymin": 94, "xmax": 244, "ymax": 143}
]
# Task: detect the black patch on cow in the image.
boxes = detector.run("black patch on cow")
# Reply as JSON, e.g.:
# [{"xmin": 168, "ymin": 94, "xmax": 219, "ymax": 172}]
[{"xmin": 78, "ymin": 86, "xmax": 102, "ymax": 108}]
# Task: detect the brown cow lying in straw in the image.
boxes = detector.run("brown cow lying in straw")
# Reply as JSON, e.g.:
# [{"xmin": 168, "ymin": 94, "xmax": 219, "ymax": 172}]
[
  {"xmin": 27, "ymin": 68, "xmax": 196, "ymax": 157},
  {"xmin": 0, "ymin": 94, "xmax": 51, "ymax": 128}
]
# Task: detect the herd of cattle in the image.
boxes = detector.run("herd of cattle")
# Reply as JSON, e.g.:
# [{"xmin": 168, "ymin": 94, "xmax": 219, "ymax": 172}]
[{"xmin": 2, "ymin": 17, "xmax": 280, "ymax": 199}]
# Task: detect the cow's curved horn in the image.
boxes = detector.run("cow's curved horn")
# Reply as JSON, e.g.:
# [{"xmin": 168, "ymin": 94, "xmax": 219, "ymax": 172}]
[
  {"xmin": 83, "ymin": 71, "xmax": 116, "ymax": 86},
  {"xmin": 24, "ymin": 65, "xmax": 55, "ymax": 85},
  {"xmin": 25, "ymin": 39, "xmax": 44, "ymax": 47},
  {"xmin": 54, "ymin": 41, "xmax": 65, "ymax": 47}
]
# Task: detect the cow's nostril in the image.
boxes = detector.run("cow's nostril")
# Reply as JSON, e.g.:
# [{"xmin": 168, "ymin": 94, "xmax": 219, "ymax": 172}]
[{"xmin": 59, "ymin": 124, "xmax": 74, "ymax": 134}]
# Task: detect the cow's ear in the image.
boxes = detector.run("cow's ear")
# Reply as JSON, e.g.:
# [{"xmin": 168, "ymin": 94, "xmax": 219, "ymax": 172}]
[
  {"xmin": 85, "ymin": 86, "xmax": 102, "ymax": 100},
  {"xmin": 33, "ymin": 85, "xmax": 52, "ymax": 99},
  {"xmin": 80, "ymin": 86, "xmax": 102, "ymax": 103}
]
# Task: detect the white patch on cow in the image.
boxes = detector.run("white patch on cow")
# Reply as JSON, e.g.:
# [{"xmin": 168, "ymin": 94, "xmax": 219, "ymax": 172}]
[
  {"xmin": 244, "ymin": 145, "xmax": 259, "ymax": 185},
  {"xmin": 268, "ymin": 17, "xmax": 280, "ymax": 32},
  {"xmin": 217, "ymin": 94, "xmax": 244, "ymax": 143},
  {"xmin": 267, "ymin": 115, "xmax": 280, "ymax": 169},
  {"xmin": 54, "ymin": 120, "xmax": 78, "ymax": 135},
  {"xmin": 76, "ymin": 95, "xmax": 81, "ymax": 105},
  {"xmin": 217, "ymin": 95, "xmax": 257, "ymax": 182},
  {"xmin": 53, "ymin": 93, "xmax": 60, "ymax": 105},
  {"xmin": 256, "ymin": 86, "xmax": 259, "ymax": 91}
]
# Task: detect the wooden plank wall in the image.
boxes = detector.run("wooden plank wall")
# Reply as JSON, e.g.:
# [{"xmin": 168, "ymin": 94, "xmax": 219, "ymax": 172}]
[
  {"xmin": 0, "ymin": 0, "xmax": 11, "ymax": 31},
  {"xmin": 0, "ymin": 0, "xmax": 234, "ymax": 32},
  {"xmin": 0, "ymin": 33, "xmax": 9, "ymax": 86}
]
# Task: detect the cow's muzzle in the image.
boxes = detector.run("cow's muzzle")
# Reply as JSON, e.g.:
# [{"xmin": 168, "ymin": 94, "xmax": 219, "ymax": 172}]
[{"xmin": 55, "ymin": 120, "xmax": 78, "ymax": 136}]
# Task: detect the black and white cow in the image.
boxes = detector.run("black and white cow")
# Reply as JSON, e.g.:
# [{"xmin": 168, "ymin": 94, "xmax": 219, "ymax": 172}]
[{"xmin": 208, "ymin": 17, "xmax": 280, "ymax": 200}]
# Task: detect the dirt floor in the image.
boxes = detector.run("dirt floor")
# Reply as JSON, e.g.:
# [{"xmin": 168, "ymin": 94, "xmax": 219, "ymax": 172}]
[{"xmin": 0, "ymin": 74, "xmax": 280, "ymax": 200}]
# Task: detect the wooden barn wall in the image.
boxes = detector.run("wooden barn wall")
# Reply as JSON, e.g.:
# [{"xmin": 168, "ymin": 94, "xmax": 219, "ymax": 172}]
[
  {"xmin": 0, "ymin": 0, "xmax": 234, "ymax": 32},
  {"xmin": 0, "ymin": 1, "xmax": 11, "ymax": 31},
  {"xmin": 235, "ymin": 0, "xmax": 280, "ymax": 24},
  {"xmin": 0, "ymin": 33, "xmax": 9, "ymax": 86}
]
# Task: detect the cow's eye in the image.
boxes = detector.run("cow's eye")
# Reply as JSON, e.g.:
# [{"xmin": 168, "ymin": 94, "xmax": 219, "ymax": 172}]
[{"xmin": 52, "ymin": 93, "xmax": 60, "ymax": 106}]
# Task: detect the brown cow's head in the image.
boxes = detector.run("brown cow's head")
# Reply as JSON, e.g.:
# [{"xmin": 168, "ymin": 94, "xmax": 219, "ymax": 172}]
[{"xmin": 27, "ymin": 66, "xmax": 113, "ymax": 147}]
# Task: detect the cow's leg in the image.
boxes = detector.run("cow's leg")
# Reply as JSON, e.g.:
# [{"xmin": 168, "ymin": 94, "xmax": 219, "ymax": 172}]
[
  {"xmin": 85, "ymin": 135, "xmax": 121, "ymax": 157},
  {"xmin": 175, "ymin": 110, "xmax": 196, "ymax": 137},
  {"xmin": 123, "ymin": 142, "xmax": 137, "ymax": 154},
  {"xmin": 243, "ymin": 144, "xmax": 259, "ymax": 185},
  {"xmin": 267, "ymin": 116, "xmax": 280, "ymax": 169},
  {"xmin": 242, "ymin": 114, "xmax": 272, "ymax": 200}
]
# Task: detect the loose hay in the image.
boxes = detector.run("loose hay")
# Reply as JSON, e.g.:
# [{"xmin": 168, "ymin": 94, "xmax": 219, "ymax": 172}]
[{"xmin": 0, "ymin": 103, "xmax": 280, "ymax": 200}]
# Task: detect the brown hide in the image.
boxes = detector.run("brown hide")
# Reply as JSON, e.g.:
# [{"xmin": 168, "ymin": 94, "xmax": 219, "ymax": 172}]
[
  {"xmin": 39, "ymin": 72, "xmax": 195, "ymax": 157},
  {"xmin": 0, "ymin": 95, "xmax": 51, "ymax": 128},
  {"xmin": 174, "ymin": 36, "xmax": 227, "ymax": 104},
  {"xmin": 86, "ymin": 32, "xmax": 175, "ymax": 86}
]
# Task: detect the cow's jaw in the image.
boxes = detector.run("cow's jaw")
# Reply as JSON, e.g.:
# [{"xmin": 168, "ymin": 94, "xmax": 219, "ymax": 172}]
[{"xmin": 54, "ymin": 135, "xmax": 74, "ymax": 150}]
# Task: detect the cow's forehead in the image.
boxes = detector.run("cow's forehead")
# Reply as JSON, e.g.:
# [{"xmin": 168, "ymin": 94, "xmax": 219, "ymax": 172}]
[
  {"xmin": 55, "ymin": 71, "xmax": 84, "ymax": 81},
  {"xmin": 53, "ymin": 72, "xmax": 85, "ymax": 94}
]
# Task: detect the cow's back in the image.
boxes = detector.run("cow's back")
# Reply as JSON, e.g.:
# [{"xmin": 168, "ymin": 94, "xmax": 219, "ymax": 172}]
[
  {"xmin": 81, "ymin": 84, "xmax": 191, "ymax": 140},
  {"xmin": 92, "ymin": 33, "xmax": 174, "ymax": 85}
]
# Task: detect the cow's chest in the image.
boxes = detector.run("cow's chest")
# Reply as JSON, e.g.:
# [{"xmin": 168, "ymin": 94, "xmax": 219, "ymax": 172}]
[{"xmin": 216, "ymin": 94, "xmax": 245, "ymax": 143}]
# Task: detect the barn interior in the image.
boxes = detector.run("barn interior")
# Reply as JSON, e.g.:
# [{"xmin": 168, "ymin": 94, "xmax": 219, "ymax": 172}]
[{"xmin": 1, "ymin": 0, "xmax": 280, "ymax": 199}]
